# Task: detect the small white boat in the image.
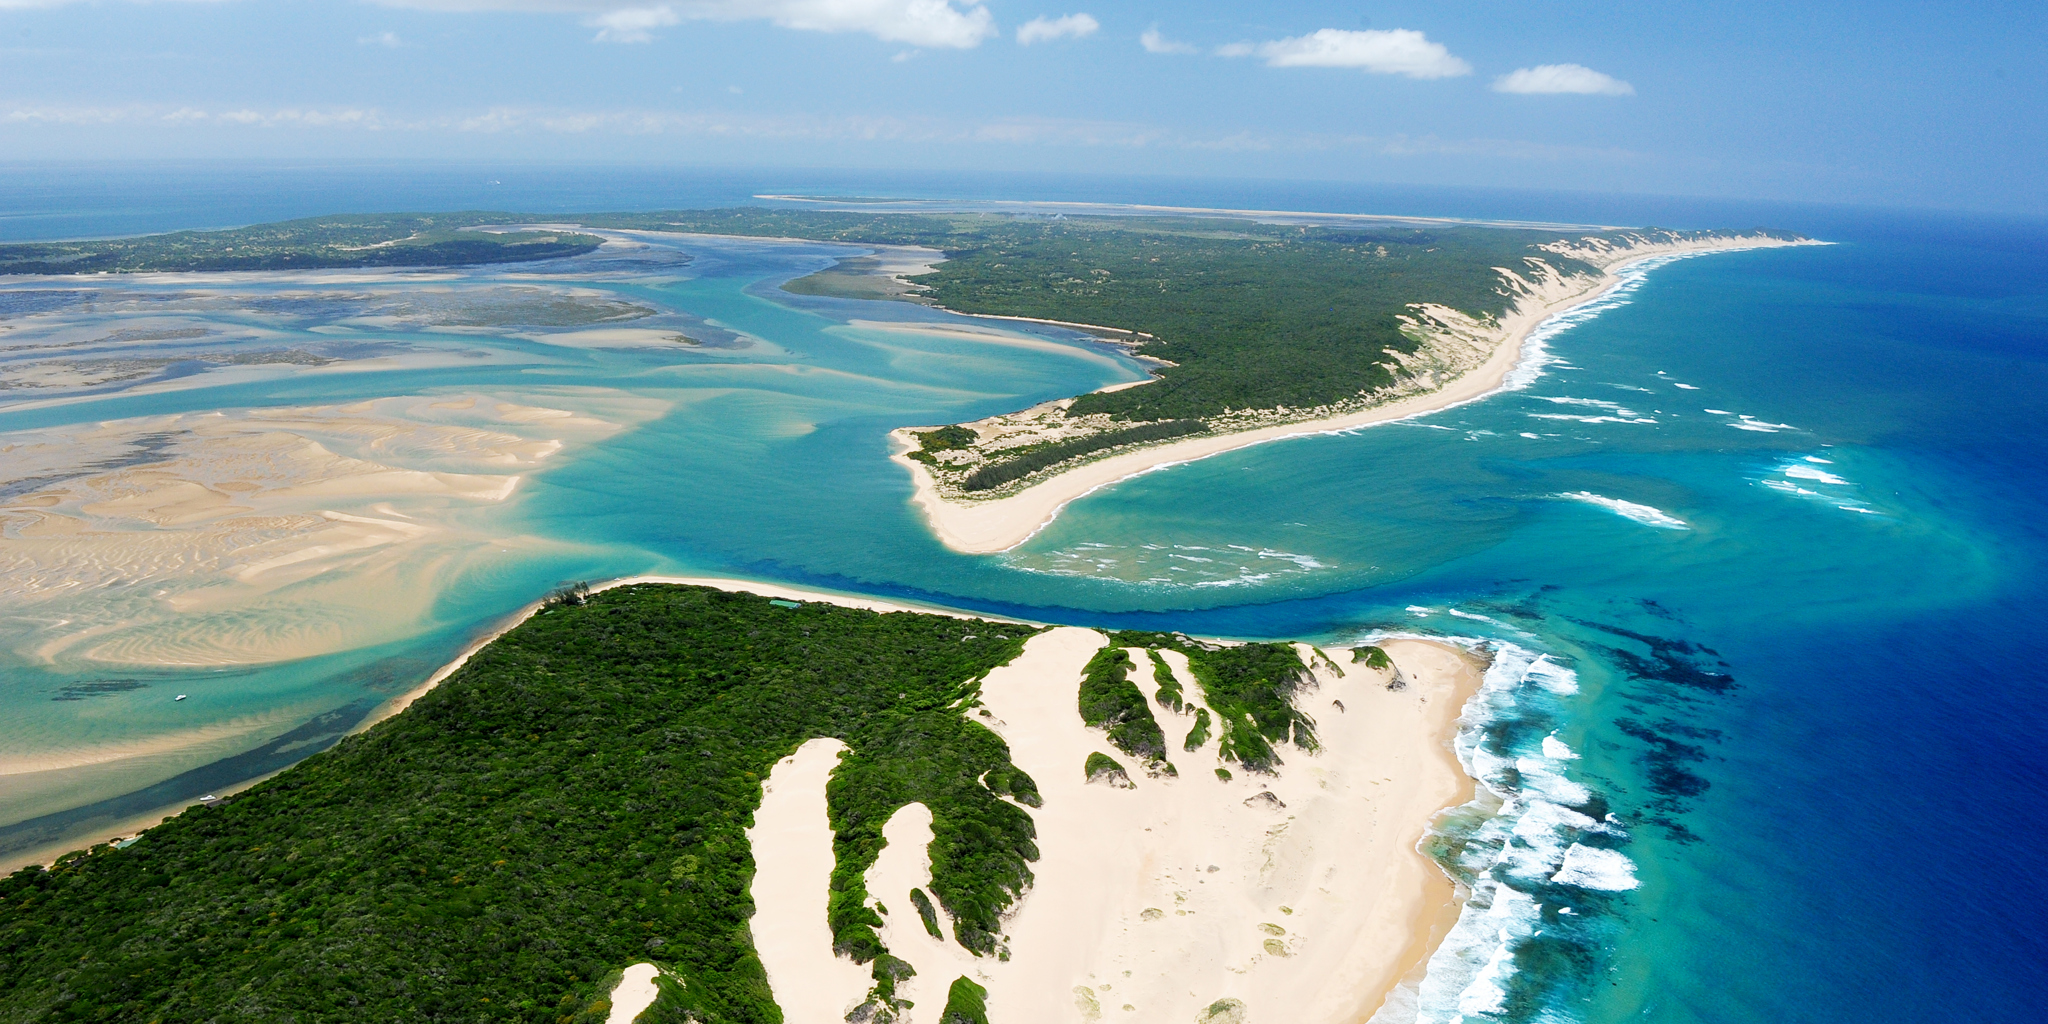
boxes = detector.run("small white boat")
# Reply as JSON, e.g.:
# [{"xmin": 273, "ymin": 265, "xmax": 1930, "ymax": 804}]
[{"xmin": 174, "ymin": 694, "xmax": 187, "ymax": 701}]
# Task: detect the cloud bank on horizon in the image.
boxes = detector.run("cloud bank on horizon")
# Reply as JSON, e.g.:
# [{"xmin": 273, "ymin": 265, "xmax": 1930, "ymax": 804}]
[{"xmin": 1, "ymin": 0, "xmax": 2036, "ymax": 211}]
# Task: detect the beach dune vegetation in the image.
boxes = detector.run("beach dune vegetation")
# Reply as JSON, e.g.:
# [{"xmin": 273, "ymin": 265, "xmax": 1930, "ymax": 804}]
[
  {"xmin": 1076, "ymin": 646, "xmax": 1170, "ymax": 764},
  {"xmin": 959, "ymin": 419, "xmax": 1209, "ymax": 492}
]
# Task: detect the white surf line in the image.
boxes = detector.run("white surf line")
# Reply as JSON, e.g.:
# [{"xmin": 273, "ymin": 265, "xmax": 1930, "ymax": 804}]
[
  {"xmin": 746, "ymin": 737, "xmax": 873, "ymax": 1022},
  {"xmin": 1556, "ymin": 491, "xmax": 1689, "ymax": 530}
]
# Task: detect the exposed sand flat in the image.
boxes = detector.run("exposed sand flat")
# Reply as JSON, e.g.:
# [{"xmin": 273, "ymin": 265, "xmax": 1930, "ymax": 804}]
[
  {"xmin": 0, "ymin": 390, "xmax": 660, "ymax": 668},
  {"xmin": 747, "ymin": 738, "xmax": 874, "ymax": 1023},
  {"xmin": 896, "ymin": 234, "xmax": 1822, "ymax": 554},
  {"xmin": 604, "ymin": 963, "xmax": 664, "ymax": 1024}
]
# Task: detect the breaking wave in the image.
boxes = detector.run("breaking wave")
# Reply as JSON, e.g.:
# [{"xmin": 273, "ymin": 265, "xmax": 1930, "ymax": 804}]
[{"xmin": 1371, "ymin": 642, "xmax": 1638, "ymax": 1024}]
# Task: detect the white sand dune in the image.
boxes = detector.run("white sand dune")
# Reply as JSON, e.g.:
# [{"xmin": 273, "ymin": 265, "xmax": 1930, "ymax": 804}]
[
  {"xmin": 737, "ymin": 623, "xmax": 1482, "ymax": 1023},
  {"xmin": 860, "ymin": 801, "xmax": 986, "ymax": 1021},
  {"xmin": 747, "ymin": 738, "xmax": 874, "ymax": 1023}
]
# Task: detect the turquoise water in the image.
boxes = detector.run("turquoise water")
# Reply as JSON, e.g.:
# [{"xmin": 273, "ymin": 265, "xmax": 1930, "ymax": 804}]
[{"xmin": 3, "ymin": 169, "xmax": 2045, "ymax": 1021}]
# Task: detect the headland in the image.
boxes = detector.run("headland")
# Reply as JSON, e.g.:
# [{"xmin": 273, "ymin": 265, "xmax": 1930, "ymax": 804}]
[{"xmin": 889, "ymin": 231, "xmax": 1822, "ymax": 553}]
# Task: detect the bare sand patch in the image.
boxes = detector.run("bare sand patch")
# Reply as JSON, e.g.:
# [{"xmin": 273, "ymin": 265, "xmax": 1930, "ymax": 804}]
[
  {"xmin": 861, "ymin": 802, "xmax": 987, "ymax": 1022},
  {"xmin": 605, "ymin": 963, "xmax": 664, "ymax": 1024},
  {"xmin": 747, "ymin": 738, "xmax": 873, "ymax": 1023}
]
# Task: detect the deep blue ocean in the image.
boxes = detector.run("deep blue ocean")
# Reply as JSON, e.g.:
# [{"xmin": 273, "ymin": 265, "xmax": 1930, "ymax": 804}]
[{"xmin": 2, "ymin": 163, "xmax": 2044, "ymax": 1022}]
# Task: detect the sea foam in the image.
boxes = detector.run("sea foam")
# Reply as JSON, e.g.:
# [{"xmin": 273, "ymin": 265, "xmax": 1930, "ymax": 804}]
[
  {"xmin": 1557, "ymin": 491, "xmax": 1689, "ymax": 530},
  {"xmin": 1369, "ymin": 643, "xmax": 1635, "ymax": 1024}
]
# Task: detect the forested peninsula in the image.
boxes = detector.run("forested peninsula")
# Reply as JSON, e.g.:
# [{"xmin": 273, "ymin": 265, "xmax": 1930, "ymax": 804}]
[{"xmin": 0, "ymin": 584, "xmax": 1327, "ymax": 1024}]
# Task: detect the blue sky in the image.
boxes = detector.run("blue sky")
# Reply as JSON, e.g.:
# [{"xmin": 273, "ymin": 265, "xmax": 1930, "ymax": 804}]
[{"xmin": 2, "ymin": 0, "xmax": 2042, "ymax": 213}]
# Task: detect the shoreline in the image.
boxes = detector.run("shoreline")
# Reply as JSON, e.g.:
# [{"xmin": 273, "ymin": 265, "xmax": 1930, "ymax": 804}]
[
  {"xmin": 896, "ymin": 234, "xmax": 1821, "ymax": 555},
  {"xmin": 1361, "ymin": 638, "xmax": 1488, "ymax": 1020}
]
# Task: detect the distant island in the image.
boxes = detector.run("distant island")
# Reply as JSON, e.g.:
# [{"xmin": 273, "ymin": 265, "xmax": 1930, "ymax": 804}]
[
  {"xmin": 0, "ymin": 213, "xmax": 604, "ymax": 273},
  {"xmin": 0, "ymin": 581, "xmax": 1479, "ymax": 1024}
]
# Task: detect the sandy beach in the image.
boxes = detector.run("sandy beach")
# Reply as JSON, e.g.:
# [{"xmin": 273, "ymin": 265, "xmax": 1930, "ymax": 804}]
[{"xmin": 896, "ymin": 233, "xmax": 1820, "ymax": 554}]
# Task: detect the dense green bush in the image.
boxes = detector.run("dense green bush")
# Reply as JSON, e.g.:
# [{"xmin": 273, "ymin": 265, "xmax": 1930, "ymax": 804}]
[
  {"xmin": 0, "ymin": 586, "xmax": 1043, "ymax": 1023},
  {"xmin": 0, "ymin": 213, "xmax": 601, "ymax": 274},
  {"xmin": 578, "ymin": 210, "xmax": 1627, "ymax": 420},
  {"xmin": 938, "ymin": 976, "xmax": 990, "ymax": 1024},
  {"xmin": 1147, "ymin": 650, "xmax": 1184, "ymax": 713},
  {"xmin": 1108, "ymin": 632, "xmax": 1317, "ymax": 773},
  {"xmin": 1075, "ymin": 647, "xmax": 1168, "ymax": 765}
]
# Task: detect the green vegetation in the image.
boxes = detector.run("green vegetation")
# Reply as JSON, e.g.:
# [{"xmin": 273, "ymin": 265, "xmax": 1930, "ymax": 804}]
[
  {"xmin": 0, "ymin": 213, "xmax": 603, "ymax": 274},
  {"xmin": 909, "ymin": 887, "xmax": 943, "ymax": 939},
  {"xmin": 1184, "ymin": 708, "xmax": 1214, "ymax": 751},
  {"xmin": 906, "ymin": 425, "xmax": 979, "ymax": 466},
  {"xmin": 1352, "ymin": 645, "xmax": 1392, "ymax": 669},
  {"xmin": 0, "ymin": 585, "xmax": 1045, "ymax": 1023},
  {"xmin": 1109, "ymin": 632, "xmax": 1317, "ymax": 773},
  {"xmin": 1148, "ymin": 649, "xmax": 1185, "ymax": 713},
  {"xmin": 976, "ymin": 764, "xmax": 1042, "ymax": 808},
  {"xmin": 959, "ymin": 420, "xmax": 1209, "ymax": 493},
  {"xmin": 577, "ymin": 209, "xmax": 1656, "ymax": 421},
  {"xmin": 1075, "ymin": 646, "xmax": 1169, "ymax": 765},
  {"xmin": 7, "ymin": 207, "xmax": 1792, "ymax": 434},
  {"xmin": 1214, "ymin": 767, "xmax": 1233, "ymax": 782},
  {"xmin": 1082, "ymin": 752, "xmax": 1130, "ymax": 787},
  {"xmin": 938, "ymin": 976, "xmax": 990, "ymax": 1024}
]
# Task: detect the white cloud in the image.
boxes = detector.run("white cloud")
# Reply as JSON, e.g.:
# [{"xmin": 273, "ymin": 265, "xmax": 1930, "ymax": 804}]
[
  {"xmin": 1493, "ymin": 63, "xmax": 1634, "ymax": 95},
  {"xmin": 1139, "ymin": 27, "xmax": 1194, "ymax": 54},
  {"xmin": 358, "ymin": 31, "xmax": 405, "ymax": 47},
  {"xmin": 586, "ymin": 5, "xmax": 678, "ymax": 41},
  {"xmin": 1017, "ymin": 12, "xmax": 1096, "ymax": 45},
  {"xmin": 372, "ymin": 0, "xmax": 997, "ymax": 48},
  {"xmin": 1243, "ymin": 28, "xmax": 1470, "ymax": 79}
]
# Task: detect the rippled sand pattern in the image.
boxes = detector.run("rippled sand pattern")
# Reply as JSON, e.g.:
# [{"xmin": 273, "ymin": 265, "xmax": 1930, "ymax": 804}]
[{"xmin": 0, "ymin": 391, "xmax": 661, "ymax": 667}]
